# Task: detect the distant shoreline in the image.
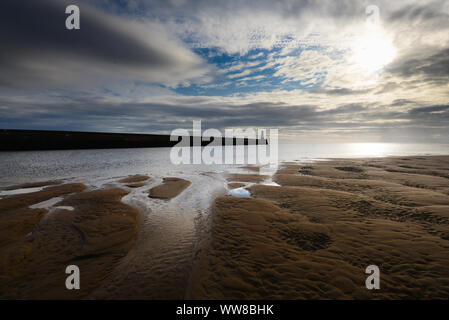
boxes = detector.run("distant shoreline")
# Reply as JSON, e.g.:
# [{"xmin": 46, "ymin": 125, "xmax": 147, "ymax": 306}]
[{"xmin": 0, "ymin": 129, "xmax": 267, "ymax": 151}]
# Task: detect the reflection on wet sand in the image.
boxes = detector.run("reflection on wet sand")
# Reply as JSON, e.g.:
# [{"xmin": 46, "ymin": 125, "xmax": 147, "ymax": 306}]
[{"xmin": 88, "ymin": 173, "xmax": 225, "ymax": 299}]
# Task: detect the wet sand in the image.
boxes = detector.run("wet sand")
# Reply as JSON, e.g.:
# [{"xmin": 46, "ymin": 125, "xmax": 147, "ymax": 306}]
[
  {"xmin": 0, "ymin": 183, "xmax": 140, "ymax": 299},
  {"xmin": 239, "ymin": 166, "xmax": 261, "ymax": 173},
  {"xmin": 118, "ymin": 174, "xmax": 152, "ymax": 188},
  {"xmin": 118, "ymin": 174, "xmax": 151, "ymax": 184},
  {"xmin": 3, "ymin": 180, "xmax": 62, "ymax": 190},
  {"xmin": 2, "ymin": 157, "xmax": 449, "ymax": 299},
  {"xmin": 188, "ymin": 156, "xmax": 449, "ymax": 299},
  {"xmin": 227, "ymin": 173, "xmax": 268, "ymax": 183},
  {"xmin": 149, "ymin": 177, "xmax": 191, "ymax": 200},
  {"xmin": 88, "ymin": 175, "xmax": 217, "ymax": 299},
  {"xmin": 0, "ymin": 174, "xmax": 202, "ymax": 299},
  {"xmin": 228, "ymin": 182, "xmax": 246, "ymax": 189}
]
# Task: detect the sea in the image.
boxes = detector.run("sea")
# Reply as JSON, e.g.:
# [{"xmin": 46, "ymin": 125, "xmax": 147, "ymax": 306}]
[{"xmin": 1, "ymin": 143, "xmax": 449, "ymax": 187}]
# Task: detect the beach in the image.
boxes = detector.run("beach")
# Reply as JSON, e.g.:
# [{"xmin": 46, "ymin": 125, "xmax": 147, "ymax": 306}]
[
  {"xmin": 1, "ymin": 156, "xmax": 449, "ymax": 299},
  {"xmin": 189, "ymin": 156, "xmax": 449, "ymax": 299}
]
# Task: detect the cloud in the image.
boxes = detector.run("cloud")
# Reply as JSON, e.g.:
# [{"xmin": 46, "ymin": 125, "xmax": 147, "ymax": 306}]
[
  {"xmin": 0, "ymin": 0, "xmax": 448, "ymax": 142},
  {"xmin": 248, "ymin": 52, "xmax": 264, "ymax": 59},
  {"xmin": 1, "ymin": 89, "xmax": 448, "ymax": 142},
  {"xmin": 308, "ymin": 88, "xmax": 372, "ymax": 96},
  {"xmin": 227, "ymin": 69, "xmax": 253, "ymax": 79},
  {"xmin": 0, "ymin": 0, "xmax": 212, "ymax": 88},
  {"xmin": 409, "ymin": 104, "xmax": 449, "ymax": 119},
  {"xmin": 386, "ymin": 48, "xmax": 449, "ymax": 84},
  {"xmin": 226, "ymin": 60, "xmax": 265, "ymax": 72}
]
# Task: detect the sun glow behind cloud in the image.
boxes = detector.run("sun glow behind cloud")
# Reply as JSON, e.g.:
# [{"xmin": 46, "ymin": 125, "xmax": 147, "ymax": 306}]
[{"xmin": 350, "ymin": 25, "xmax": 397, "ymax": 76}]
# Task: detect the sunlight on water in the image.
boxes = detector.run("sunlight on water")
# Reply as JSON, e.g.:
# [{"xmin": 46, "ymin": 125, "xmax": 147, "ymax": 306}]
[
  {"xmin": 0, "ymin": 143, "xmax": 449, "ymax": 187},
  {"xmin": 278, "ymin": 143, "xmax": 449, "ymax": 162},
  {"xmin": 346, "ymin": 143, "xmax": 398, "ymax": 157}
]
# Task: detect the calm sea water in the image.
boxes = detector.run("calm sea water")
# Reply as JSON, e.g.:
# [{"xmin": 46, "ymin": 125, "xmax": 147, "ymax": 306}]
[{"xmin": 1, "ymin": 143, "xmax": 448, "ymax": 187}]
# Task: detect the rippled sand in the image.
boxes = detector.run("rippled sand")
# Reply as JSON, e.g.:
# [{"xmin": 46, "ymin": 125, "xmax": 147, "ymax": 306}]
[
  {"xmin": 2, "ymin": 157, "xmax": 449, "ymax": 299},
  {"xmin": 188, "ymin": 156, "xmax": 449, "ymax": 299},
  {"xmin": 0, "ymin": 174, "xmax": 199, "ymax": 299}
]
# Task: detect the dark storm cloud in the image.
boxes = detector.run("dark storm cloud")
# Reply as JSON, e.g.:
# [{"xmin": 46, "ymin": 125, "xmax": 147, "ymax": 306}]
[
  {"xmin": 1, "ymin": 90, "xmax": 448, "ymax": 142},
  {"xmin": 387, "ymin": 2, "xmax": 449, "ymax": 23},
  {"xmin": 92, "ymin": 0, "xmax": 363, "ymax": 17},
  {"xmin": 387, "ymin": 48, "xmax": 449, "ymax": 84},
  {"xmin": 0, "ymin": 95, "xmax": 415, "ymax": 132},
  {"xmin": 0, "ymin": 0, "xmax": 207, "ymax": 88},
  {"xmin": 408, "ymin": 105, "xmax": 449, "ymax": 121},
  {"xmin": 0, "ymin": 96, "xmax": 307, "ymax": 130},
  {"xmin": 410, "ymin": 104, "xmax": 449, "ymax": 114},
  {"xmin": 358, "ymin": 103, "xmax": 449, "ymax": 126},
  {"xmin": 1, "ymin": 0, "xmax": 167, "ymax": 65}
]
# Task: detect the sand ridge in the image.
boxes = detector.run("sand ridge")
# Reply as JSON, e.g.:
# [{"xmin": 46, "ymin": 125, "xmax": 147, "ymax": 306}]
[
  {"xmin": 188, "ymin": 156, "xmax": 449, "ymax": 299},
  {"xmin": 119, "ymin": 174, "xmax": 151, "ymax": 184},
  {"xmin": 3, "ymin": 180, "xmax": 63, "ymax": 191},
  {"xmin": 227, "ymin": 174, "xmax": 268, "ymax": 183},
  {"xmin": 118, "ymin": 174, "xmax": 152, "ymax": 188},
  {"xmin": 149, "ymin": 177, "xmax": 192, "ymax": 200},
  {"xmin": 0, "ymin": 184, "xmax": 140, "ymax": 299},
  {"xmin": 228, "ymin": 182, "xmax": 247, "ymax": 189}
]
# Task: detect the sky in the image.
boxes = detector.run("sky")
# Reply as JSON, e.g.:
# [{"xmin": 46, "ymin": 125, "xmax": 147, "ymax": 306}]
[{"xmin": 0, "ymin": 0, "xmax": 448, "ymax": 142}]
